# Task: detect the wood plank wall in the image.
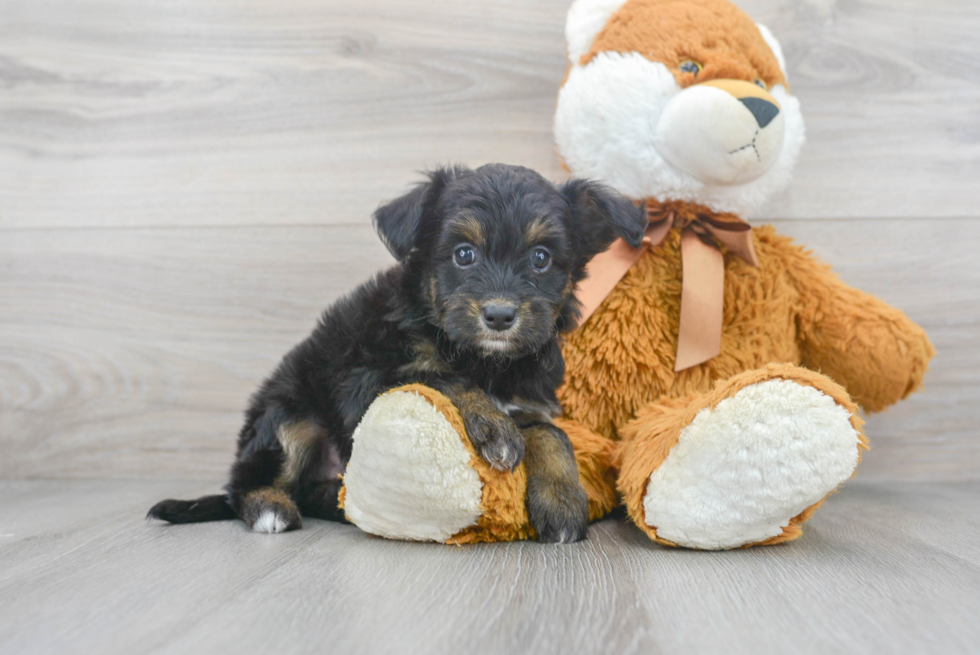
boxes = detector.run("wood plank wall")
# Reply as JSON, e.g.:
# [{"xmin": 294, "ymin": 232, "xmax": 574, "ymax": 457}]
[{"xmin": 1, "ymin": 0, "xmax": 978, "ymax": 481}]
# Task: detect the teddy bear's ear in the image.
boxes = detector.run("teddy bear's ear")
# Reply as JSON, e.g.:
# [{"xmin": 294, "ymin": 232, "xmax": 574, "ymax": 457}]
[
  {"xmin": 561, "ymin": 178, "xmax": 647, "ymax": 266},
  {"xmin": 373, "ymin": 166, "xmax": 468, "ymax": 261},
  {"xmin": 566, "ymin": 0, "xmax": 629, "ymax": 65}
]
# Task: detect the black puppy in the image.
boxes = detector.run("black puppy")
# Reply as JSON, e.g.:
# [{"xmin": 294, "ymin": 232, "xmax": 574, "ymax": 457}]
[{"xmin": 148, "ymin": 163, "xmax": 645, "ymax": 542}]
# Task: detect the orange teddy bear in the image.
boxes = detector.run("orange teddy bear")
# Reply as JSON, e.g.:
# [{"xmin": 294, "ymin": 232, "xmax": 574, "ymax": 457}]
[{"xmin": 339, "ymin": 0, "xmax": 934, "ymax": 549}]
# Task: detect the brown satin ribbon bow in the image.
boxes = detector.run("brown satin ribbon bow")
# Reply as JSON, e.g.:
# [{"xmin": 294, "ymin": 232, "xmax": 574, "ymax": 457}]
[{"xmin": 576, "ymin": 200, "xmax": 759, "ymax": 372}]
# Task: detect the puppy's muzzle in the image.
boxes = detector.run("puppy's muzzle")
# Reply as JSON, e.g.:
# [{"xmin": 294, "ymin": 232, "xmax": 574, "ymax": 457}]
[{"xmin": 481, "ymin": 301, "xmax": 517, "ymax": 332}]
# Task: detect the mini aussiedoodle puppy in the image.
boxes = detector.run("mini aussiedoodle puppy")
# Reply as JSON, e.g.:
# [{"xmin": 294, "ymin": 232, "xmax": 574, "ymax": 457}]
[{"xmin": 148, "ymin": 163, "xmax": 645, "ymax": 543}]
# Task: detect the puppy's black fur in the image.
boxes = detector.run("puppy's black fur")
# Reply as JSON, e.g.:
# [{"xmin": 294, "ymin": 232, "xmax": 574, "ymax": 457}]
[{"xmin": 148, "ymin": 163, "xmax": 646, "ymax": 542}]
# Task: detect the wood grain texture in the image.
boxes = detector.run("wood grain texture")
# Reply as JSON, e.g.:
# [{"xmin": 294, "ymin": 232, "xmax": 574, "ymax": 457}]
[
  {"xmin": 1, "ymin": 0, "xmax": 978, "ymax": 481},
  {"xmin": 0, "ymin": 225, "xmax": 395, "ymax": 479},
  {"xmin": 1, "ymin": 219, "xmax": 977, "ymax": 481},
  {"xmin": 2, "ymin": 1, "xmax": 977, "ymax": 650},
  {"xmin": 1, "ymin": 0, "xmax": 979, "ymax": 229},
  {"xmin": 737, "ymin": 0, "xmax": 980, "ymax": 220},
  {"xmin": 1, "ymin": 479, "xmax": 979, "ymax": 655},
  {"xmin": 777, "ymin": 219, "xmax": 980, "ymax": 482}
]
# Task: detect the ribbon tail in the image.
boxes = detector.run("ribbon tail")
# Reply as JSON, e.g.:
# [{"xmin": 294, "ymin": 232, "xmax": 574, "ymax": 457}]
[
  {"xmin": 675, "ymin": 230, "xmax": 726, "ymax": 372},
  {"xmin": 705, "ymin": 224, "xmax": 759, "ymax": 267},
  {"xmin": 575, "ymin": 238, "xmax": 648, "ymax": 326},
  {"xmin": 643, "ymin": 214, "xmax": 674, "ymax": 247}
]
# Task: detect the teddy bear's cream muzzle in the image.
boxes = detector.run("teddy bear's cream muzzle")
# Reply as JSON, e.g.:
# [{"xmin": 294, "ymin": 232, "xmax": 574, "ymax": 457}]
[{"xmin": 654, "ymin": 79, "xmax": 786, "ymax": 185}]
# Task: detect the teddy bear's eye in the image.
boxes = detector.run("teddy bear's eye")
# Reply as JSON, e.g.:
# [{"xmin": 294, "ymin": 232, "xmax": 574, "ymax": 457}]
[
  {"xmin": 754, "ymin": 78, "xmax": 767, "ymax": 90},
  {"xmin": 679, "ymin": 60, "xmax": 702, "ymax": 76}
]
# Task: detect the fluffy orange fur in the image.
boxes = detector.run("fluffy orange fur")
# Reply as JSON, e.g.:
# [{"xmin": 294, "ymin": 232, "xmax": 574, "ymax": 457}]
[
  {"xmin": 584, "ymin": 0, "xmax": 786, "ymax": 89},
  {"xmin": 342, "ymin": 0, "xmax": 934, "ymax": 547},
  {"xmin": 615, "ymin": 364, "xmax": 868, "ymax": 547},
  {"xmin": 341, "ymin": 211, "xmax": 931, "ymax": 546},
  {"xmin": 339, "ymin": 385, "xmax": 616, "ymax": 544},
  {"xmin": 558, "ymin": 215, "xmax": 934, "ymax": 439}
]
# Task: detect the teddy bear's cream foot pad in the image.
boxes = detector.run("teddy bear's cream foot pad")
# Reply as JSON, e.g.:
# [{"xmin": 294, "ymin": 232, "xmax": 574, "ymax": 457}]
[
  {"xmin": 643, "ymin": 379, "xmax": 861, "ymax": 550},
  {"xmin": 343, "ymin": 390, "xmax": 483, "ymax": 542}
]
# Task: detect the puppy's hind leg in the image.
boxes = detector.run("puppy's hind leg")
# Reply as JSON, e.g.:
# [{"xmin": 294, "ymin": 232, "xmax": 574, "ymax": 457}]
[
  {"xmin": 226, "ymin": 408, "xmax": 314, "ymax": 534},
  {"xmin": 294, "ymin": 432, "xmax": 349, "ymax": 523},
  {"xmin": 238, "ymin": 488, "xmax": 302, "ymax": 534}
]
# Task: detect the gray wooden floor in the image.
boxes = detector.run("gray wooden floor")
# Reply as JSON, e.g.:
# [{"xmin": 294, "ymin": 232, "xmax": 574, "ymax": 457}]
[
  {"xmin": 1, "ymin": 479, "xmax": 979, "ymax": 655},
  {"xmin": 2, "ymin": 0, "xmax": 980, "ymax": 652}
]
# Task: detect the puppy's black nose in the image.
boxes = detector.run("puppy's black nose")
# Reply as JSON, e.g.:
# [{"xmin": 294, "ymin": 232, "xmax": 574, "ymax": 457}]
[
  {"xmin": 739, "ymin": 96, "xmax": 779, "ymax": 128},
  {"xmin": 482, "ymin": 303, "xmax": 517, "ymax": 331}
]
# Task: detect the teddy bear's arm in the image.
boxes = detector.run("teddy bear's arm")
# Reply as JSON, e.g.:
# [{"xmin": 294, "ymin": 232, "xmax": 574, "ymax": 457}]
[{"xmin": 786, "ymin": 246, "xmax": 935, "ymax": 413}]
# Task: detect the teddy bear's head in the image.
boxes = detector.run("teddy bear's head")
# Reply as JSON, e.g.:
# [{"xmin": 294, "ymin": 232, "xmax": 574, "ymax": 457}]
[{"xmin": 554, "ymin": 0, "xmax": 805, "ymax": 216}]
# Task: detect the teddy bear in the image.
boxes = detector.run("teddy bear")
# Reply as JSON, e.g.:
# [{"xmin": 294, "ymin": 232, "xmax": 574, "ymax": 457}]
[{"xmin": 337, "ymin": 0, "xmax": 934, "ymax": 549}]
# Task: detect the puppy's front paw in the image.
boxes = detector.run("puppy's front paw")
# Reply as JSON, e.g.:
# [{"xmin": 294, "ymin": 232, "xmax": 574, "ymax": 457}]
[
  {"xmin": 528, "ymin": 480, "xmax": 589, "ymax": 544},
  {"xmin": 464, "ymin": 411, "xmax": 525, "ymax": 471}
]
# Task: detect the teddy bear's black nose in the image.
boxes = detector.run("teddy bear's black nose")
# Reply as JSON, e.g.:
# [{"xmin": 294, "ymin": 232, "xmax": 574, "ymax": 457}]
[
  {"xmin": 740, "ymin": 97, "xmax": 780, "ymax": 128},
  {"xmin": 482, "ymin": 303, "xmax": 517, "ymax": 331}
]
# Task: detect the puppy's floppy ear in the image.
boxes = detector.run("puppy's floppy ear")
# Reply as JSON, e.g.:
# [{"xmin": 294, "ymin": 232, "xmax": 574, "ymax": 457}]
[
  {"xmin": 560, "ymin": 179, "xmax": 648, "ymax": 265},
  {"xmin": 373, "ymin": 166, "xmax": 467, "ymax": 261}
]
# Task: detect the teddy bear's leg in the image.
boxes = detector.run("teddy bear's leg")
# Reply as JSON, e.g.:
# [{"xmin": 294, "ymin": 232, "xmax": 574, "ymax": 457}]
[
  {"xmin": 617, "ymin": 363, "xmax": 868, "ymax": 550},
  {"xmin": 340, "ymin": 384, "xmax": 618, "ymax": 543}
]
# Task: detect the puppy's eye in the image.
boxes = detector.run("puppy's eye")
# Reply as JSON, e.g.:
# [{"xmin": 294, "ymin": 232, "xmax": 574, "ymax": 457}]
[
  {"xmin": 453, "ymin": 245, "xmax": 476, "ymax": 268},
  {"xmin": 679, "ymin": 60, "xmax": 702, "ymax": 77},
  {"xmin": 754, "ymin": 78, "xmax": 767, "ymax": 90},
  {"xmin": 530, "ymin": 247, "xmax": 551, "ymax": 272}
]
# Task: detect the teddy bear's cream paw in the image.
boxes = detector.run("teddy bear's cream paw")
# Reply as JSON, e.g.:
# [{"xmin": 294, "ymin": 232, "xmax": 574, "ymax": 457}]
[
  {"xmin": 343, "ymin": 390, "xmax": 483, "ymax": 542},
  {"xmin": 642, "ymin": 379, "xmax": 861, "ymax": 550}
]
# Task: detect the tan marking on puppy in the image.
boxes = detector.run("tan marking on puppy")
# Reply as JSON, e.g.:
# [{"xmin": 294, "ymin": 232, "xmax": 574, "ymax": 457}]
[
  {"xmin": 242, "ymin": 487, "xmax": 301, "ymax": 533},
  {"xmin": 274, "ymin": 421, "xmax": 322, "ymax": 490},
  {"xmin": 523, "ymin": 424, "xmax": 589, "ymax": 543},
  {"xmin": 426, "ymin": 275, "xmax": 444, "ymax": 320},
  {"xmin": 497, "ymin": 396, "xmax": 561, "ymax": 425},
  {"xmin": 448, "ymin": 215, "xmax": 484, "ymax": 246},
  {"xmin": 441, "ymin": 383, "xmax": 524, "ymax": 472},
  {"xmin": 427, "ymin": 275, "xmax": 438, "ymax": 303},
  {"xmin": 525, "ymin": 217, "xmax": 562, "ymax": 246},
  {"xmin": 524, "ymin": 425, "xmax": 578, "ymax": 481},
  {"xmin": 556, "ymin": 279, "xmax": 577, "ymax": 321},
  {"xmin": 512, "ymin": 299, "xmax": 534, "ymax": 333},
  {"xmin": 397, "ymin": 337, "xmax": 451, "ymax": 376},
  {"xmin": 561, "ymin": 278, "xmax": 575, "ymax": 300},
  {"xmin": 246, "ymin": 487, "xmax": 294, "ymax": 507},
  {"xmin": 450, "ymin": 386, "xmax": 511, "ymax": 427}
]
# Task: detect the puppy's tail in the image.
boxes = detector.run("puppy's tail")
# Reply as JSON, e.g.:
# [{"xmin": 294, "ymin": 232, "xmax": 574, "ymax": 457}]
[{"xmin": 147, "ymin": 494, "xmax": 235, "ymax": 524}]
